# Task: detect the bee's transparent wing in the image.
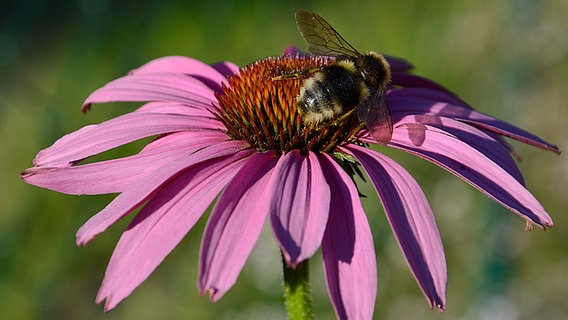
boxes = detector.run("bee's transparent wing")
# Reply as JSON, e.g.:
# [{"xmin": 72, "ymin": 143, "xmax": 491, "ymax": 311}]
[
  {"xmin": 295, "ymin": 9, "xmax": 361, "ymax": 57},
  {"xmin": 358, "ymin": 87, "xmax": 393, "ymax": 145}
]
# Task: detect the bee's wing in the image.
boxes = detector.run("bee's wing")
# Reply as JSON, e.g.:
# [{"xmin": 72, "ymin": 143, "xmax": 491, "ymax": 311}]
[
  {"xmin": 295, "ymin": 9, "xmax": 361, "ymax": 57},
  {"xmin": 358, "ymin": 87, "xmax": 393, "ymax": 145}
]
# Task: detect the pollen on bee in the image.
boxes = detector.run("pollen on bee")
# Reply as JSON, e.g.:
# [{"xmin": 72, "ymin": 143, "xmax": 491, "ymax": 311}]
[
  {"xmin": 335, "ymin": 59, "xmax": 357, "ymax": 73},
  {"xmin": 302, "ymin": 112, "xmax": 326, "ymax": 124},
  {"xmin": 358, "ymin": 84, "xmax": 370, "ymax": 102},
  {"xmin": 330, "ymin": 101, "xmax": 343, "ymax": 115}
]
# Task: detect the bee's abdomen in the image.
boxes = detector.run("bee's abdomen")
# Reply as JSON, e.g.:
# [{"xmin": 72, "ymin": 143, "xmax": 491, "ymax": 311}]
[{"xmin": 298, "ymin": 61, "xmax": 364, "ymax": 123}]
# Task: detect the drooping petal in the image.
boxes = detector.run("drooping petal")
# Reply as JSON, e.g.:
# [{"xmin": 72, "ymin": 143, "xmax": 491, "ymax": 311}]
[
  {"xmin": 22, "ymin": 131, "xmax": 229, "ymax": 195},
  {"xmin": 268, "ymin": 150, "xmax": 330, "ymax": 266},
  {"xmin": 320, "ymin": 153, "xmax": 377, "ymax": 320},
  {"xmin": 393, "ymin": 115, "xmax": 525, "ymax": 185},
  {"xmin": 96, "ymin": 149, "xmax": 253, "ymax": 311},
  {"xmin": 388, "ymin": 121, "xmax": 553, "ymax": 228},
  {"xmin": 199, "ymin": 151, "xmax": 278, "ymax": 301},
  {"xmin": 344, "ymin": 144, "xmax": 446, "ymax": 311},
  {"xmin": 76, "ymin": 140, "xmax": 249, "ymax": 245},
  {"xmin": 31, "ymin": 111, "xmax": 223, "ymax": 167},
  {"xmin": 82, "ymin": 73, "xmax": 216, "ymax": 112},
  {"xmin": 129, "ymin": 56, "xmax": 230, "ymax": 92},
  {"xmin": 390, "ymin": 73, "xmax": 459, "ymax": 97},
  {"xmin": 388, "ymin": 91, "xmax": 560, "ymax": 154},
  {"xmin": 210, "ymin": 61, "xmax": 240, "ymax": 78},
  {"xmin": 385, "ymin": 55, "xmax": 414, "ymax": 72}
]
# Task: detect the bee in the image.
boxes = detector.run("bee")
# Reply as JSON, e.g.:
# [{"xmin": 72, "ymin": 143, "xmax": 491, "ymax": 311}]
[{"xmin": 279, "ymin": 9, "xmax": 393, "ymax": 145}]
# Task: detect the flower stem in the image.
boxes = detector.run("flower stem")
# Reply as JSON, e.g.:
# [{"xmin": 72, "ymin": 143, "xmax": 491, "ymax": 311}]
[{"xmin": 282, "ymin": 254, "xmax": 314, "ymax": 320}]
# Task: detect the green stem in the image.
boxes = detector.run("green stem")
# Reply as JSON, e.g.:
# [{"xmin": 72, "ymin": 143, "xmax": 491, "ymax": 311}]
[{"xmin": 282, "ymin": 254, "xmax": 314, "ymax": 320}]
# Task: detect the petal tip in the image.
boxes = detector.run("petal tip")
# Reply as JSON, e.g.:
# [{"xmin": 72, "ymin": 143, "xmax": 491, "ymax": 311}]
[
  {"xmin": 95, "ymin": 295, "xmax": 113, "ymax": 313},
  {"xmin": 81, "ymin": 103, "xmax": 92, "ymax": 113},
  {"xmin": 429, "ymin": 296, "xmax": 446, "ymax": 313},
  {"xmin": 76, "ymin": 230, "xmax": 93, "ymax": 246},
  {"xmin": 207, "ymin": 288, "xmax": 221, "ymax": 303},
  {"xmin": 198, "ymin": 285, "xmax": 221, "ymax": 302},
  {"xmin": 20, "ymin": 166, "xmax": 46, "ymax": 179},
  {"xmin": 20, "ymin": 169, "xmax": 32, "ymax": 180}
]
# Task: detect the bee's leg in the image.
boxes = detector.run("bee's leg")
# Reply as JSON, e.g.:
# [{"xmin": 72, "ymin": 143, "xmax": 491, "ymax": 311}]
[
  {"xmin": 332, "ymin": 107, "xmax": 357, "ymax": 125},
  {"xmin": 272, "ymin": 66, "xmax": 322, "ymax": 80}
]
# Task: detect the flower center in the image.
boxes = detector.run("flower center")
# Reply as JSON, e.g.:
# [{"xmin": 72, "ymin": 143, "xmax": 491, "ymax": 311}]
[{"xmin": 215, "ymin": 55, "xmax": 365, "ymax": 154}]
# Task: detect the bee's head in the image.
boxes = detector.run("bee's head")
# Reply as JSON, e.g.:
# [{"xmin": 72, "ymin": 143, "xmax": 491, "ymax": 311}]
[{"xmin": 356, "ymin": 52, "xmax": 391, "ymax": 88}]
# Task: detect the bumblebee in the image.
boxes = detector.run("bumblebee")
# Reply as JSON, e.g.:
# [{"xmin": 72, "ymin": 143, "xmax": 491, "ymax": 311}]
[{"xmin": 280, "ymin": 9, "xmax": 393, "ymax": 145}]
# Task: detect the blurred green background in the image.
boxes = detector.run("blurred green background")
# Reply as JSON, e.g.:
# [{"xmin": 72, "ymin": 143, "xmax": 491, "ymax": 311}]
[{"xmin": 2, "ymin": 0, "xmax": 567, "ymax": 319}]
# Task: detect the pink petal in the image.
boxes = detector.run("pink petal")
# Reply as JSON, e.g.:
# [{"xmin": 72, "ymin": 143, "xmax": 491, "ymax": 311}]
[
  {"xmin": 344, "ymin": 144, "xmax": 446, "ymax": 311},
  {"xmin": 320, "ymin": 153, "xmax": 377, "ymax": 320},
  {"xmin": 82, "ymin": 73, "xmax": 216, "ymax": 112},
  {"xmin": 22, "ymin": 131, "xmax": 229, "ymax": 194},
  {"xmin": 283, "ymin": 45, "xmax": 302, "ymax": 56},
  {"xmin": 392, "ymin": 115, "xmax": 526, "ymax": 185},
  {"xmin": 96, "ymin": 149, "xmax": 253, "ymax": 311},
  {"xmin": 210, "ymin": 61, "xmax": 240, "ymax": 78},
  {"xmin": 136, "ymin": 101, "xmax": 218, "ymax": 118},
  {"xmin": 129, "ymin": 56, "xmax": 230, "ymax": 92},
  {"xmin": 385, "ymin": 55, "xmax": 414, "ymax": 72},
  {"xmin": 31, "ymin": 111, "xmax": 223, "ymax": 167},
  {"xmin": 76, "ymin": 140, "xmax": 249, "ymax": 245},
  {"xmin": 391, "ymin": 73, "xmax": 458, "ymax": 97},
  {"xmin": 388, "ymin": 87, "xmax": 469, "ymax": 108},
  {"xmin": 199, "ymin": 151, "xmax": 278, "ymax": 301},
  {"xmin": 269, "ymin": 150, "xmax": 330, "ymax": 266},
  {"xmin": 388, "ymin": 121, "xmax": 553, "ymax": 228}
]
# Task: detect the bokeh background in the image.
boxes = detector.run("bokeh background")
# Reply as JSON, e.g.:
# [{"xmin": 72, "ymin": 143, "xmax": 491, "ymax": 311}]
[{"xmin": 1, "ymin": 0, "xmax": 567, "ymax": 319}]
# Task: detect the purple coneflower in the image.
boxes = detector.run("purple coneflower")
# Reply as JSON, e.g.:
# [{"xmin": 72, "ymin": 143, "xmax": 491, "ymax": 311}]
[{"xmin": 22, "ymin": 47, "xmax": 559, "ymax": 319}]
